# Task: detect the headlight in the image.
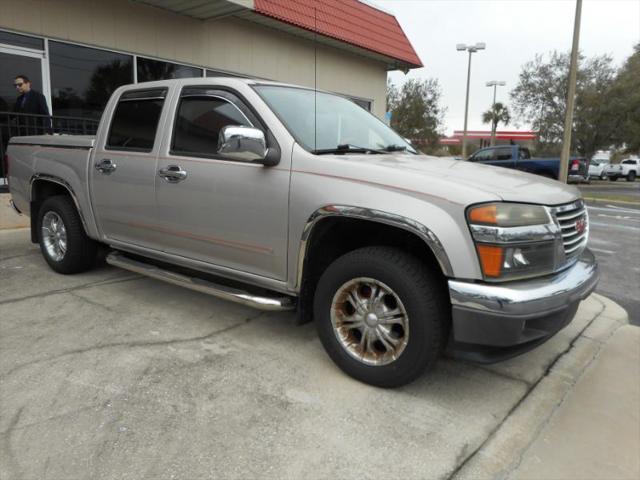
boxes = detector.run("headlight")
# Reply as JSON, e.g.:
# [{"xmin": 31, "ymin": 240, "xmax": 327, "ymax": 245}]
[
  {"xmin": 467, "ymin": 203, "xmax": 561, "ymax": 281},
  {"xmin": 467, "ymin": 203, "xmax": 550, "ymax": 227}
]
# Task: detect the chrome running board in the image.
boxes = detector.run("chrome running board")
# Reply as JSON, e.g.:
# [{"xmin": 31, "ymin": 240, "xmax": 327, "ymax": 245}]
[{"xmin": 106, "ymin": 252, "xmax": 296, "ymax": 312}]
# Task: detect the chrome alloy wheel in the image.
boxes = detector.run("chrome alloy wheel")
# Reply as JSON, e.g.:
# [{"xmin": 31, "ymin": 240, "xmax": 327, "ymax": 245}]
[
  {"xmin": 330, "ymin": 277, "xmax": 410, "ymax": 366},
  {"xmin": 41, "ymin": 211, "xmax": 67, "ymax": 262}
]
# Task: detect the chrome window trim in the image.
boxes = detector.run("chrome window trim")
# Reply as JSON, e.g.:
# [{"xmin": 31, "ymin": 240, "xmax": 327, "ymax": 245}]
[
  {"xmin": 296, "ymin": 205, "xmax": 454, "ymax": 290},
  {"xmin": 29, "ymin": 173, "xmax": 89, "ymax": 233}
]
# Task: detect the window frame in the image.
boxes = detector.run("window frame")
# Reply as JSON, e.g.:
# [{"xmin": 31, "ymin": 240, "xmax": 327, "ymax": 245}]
[
  {"xmin": 168, "ymin": 86, "xmax": 274, "ymax": 162},
  {"xmin": 105, "ymin": 87, "xmax": 168, "ymax": 153}
]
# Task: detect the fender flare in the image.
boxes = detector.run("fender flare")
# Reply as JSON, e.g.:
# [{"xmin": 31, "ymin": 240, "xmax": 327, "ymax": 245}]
[
  {"xmin": 295, "ymin": 205, "xmax": 454, "ymax": 290},
  {"xmin": 29, "ymin": 173, "xmax": 90, "ymax": 237}
]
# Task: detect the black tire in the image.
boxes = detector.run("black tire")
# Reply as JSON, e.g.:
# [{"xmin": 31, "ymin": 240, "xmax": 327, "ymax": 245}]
[
  {"xmin": 610, "ymin": 177, "xmax": 618, "ymax": 181},
  {"xmin": 600, "ymin": 172, "xmax": 607, "ymax": 181},
  {"xmin": 627, "ymin": 171, "xmax": 636, "ymax": 182},
  {"xmin": 37, "ymin": 195, "xmax": 98, "ymax": 274},
  {"xmin": 313, "ymin": 246, "xmax": 448, "ymax": 388}
]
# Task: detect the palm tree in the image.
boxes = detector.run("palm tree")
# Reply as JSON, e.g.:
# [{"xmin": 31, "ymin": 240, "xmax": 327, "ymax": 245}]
[{"xmin": 482, "ymin": 102, "xmax": 511, "ymax": 146}]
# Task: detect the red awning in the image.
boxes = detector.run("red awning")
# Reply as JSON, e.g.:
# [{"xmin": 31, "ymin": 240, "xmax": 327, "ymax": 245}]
[
  {"xmin": 254, "ymin": 0, "xmax": 423, "ymax": 68},
  {"xmin": 452, "ymin": 130, "xmax": 538, "ymax": 140}
]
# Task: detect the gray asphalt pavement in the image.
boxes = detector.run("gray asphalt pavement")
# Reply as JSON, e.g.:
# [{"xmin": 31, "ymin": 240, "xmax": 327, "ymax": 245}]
[
  {"xmin": 581, "ymin": 179, "xmax": 639, "ymax": 196},
  {"xmin": 581, "ymin": 189, "xmax": 640, "ymax": 326}
]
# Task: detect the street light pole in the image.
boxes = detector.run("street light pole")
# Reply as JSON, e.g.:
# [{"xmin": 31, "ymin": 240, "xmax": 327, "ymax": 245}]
[
  {"xmin": 486, "ymin": 80, "xmax": 506, "ymax": 146},
  {"xmin": 457, "ymin": 43, "xmax": 485, "ymax": 158},
  {"xmin": 559, "ymin": 0, "xmax": 583, "ymax": 183}
]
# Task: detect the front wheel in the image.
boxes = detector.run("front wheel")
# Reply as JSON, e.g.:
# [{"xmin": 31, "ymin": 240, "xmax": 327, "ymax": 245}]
[
  {"xmin": 600, "ymin": 171, "xmax": 607, "ymax": 181},
  {"xmin": 37, "ymin": 195, "xmax": 98, "ymax": 274},
  {"xmin": 627, "ymin": 171, "xmax": 636, "ymax": 182},
  {"xmin": 313, "ymin": 246, "xmax": 448, "ymax": 388}
]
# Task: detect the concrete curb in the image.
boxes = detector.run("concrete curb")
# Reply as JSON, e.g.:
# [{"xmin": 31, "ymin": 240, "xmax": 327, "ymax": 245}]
[{"xmin": 453, "ymin": 293, "xmax": 630, "ymax": 480}]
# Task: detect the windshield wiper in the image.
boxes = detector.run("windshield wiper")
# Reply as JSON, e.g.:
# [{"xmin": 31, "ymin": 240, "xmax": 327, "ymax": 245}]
[
  {"xmin": 383, "ymin": 144, "xmax": 408, "ymax": 152},
  {"xmin": 312, "ymin": 144, "xmax": 386, "ymax": 155}
]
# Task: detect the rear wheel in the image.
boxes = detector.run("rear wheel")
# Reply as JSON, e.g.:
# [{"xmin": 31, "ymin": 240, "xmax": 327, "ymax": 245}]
[
  {"xmin": 627, "ymin": 171, "xmax": 636, "ymax": 182},
  {"xmin": 313, "ymin": 246, "xmax": 448, "ymax": 388},
  {"xmin": 37, "ymin": 195, "xmax": 98, "ymax": 274}
]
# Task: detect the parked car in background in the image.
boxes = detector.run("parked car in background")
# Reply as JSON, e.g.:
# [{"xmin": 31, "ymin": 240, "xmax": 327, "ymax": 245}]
[
  {"xmin": 605, "ymin": 158, "xmax": 639, "ymax": 182},
  {"xmin": 588, "ymin": 159, "xmax": 610, "ymax": 180},
  {"xmin": 6, "ymin": 77, "xmax": 599, "ymax": 387},
  {"xmin": 467, "ymin": 145, "xmax": 589, "ymax": 183}
]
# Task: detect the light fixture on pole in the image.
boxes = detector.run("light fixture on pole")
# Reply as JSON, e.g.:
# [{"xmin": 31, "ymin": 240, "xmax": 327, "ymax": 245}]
[
  {"xmin": 457, "ymin": 42, "xmax": 486, "ymax": 158},
  {"xmin": 486, "ymin": 80, "xmax": 506, "ymax": 146}
]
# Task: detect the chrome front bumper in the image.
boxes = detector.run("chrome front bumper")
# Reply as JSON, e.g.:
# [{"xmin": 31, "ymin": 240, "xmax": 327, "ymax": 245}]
[{"xmin": 447, "ymin": 248, "xmax": 599, "ymax": 362}]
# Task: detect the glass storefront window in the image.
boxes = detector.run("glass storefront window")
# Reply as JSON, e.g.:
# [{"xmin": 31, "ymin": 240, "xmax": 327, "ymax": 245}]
[
  {"xmin": 49, "ymin": 41, "xmax": 133, "ymax": 119},
  {"xmin": 206, "ymin": 69, "xmax": 242, "ymax": 78},
  {"xmin": 137, "ymin": 57, "xmax": 202, "ymax": 82},
  {"xmin": 0, "ymin": 31, "xmax": 44, "ymax": 50}
]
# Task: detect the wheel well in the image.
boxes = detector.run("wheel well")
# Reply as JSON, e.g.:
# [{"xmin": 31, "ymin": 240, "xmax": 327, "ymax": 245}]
[
  {"xmin": 297, "ymin": 217, "xmax": 448, "ymax": 324},
  {"xmin": 29, "ymin": 180, "xmax": 73, "ymax": 243}
]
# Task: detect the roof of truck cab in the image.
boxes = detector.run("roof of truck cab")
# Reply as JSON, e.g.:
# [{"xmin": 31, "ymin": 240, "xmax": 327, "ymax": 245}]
[{"xmin": 120, "ymin": 77, "xmax": 334, "ymax": 94}]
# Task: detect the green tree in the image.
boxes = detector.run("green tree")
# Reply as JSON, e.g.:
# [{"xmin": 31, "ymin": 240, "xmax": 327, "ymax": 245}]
[
  {"xmin": 482, "ymin": 102, "xmax": 511, "ymax": 144},
  {"xmin": 386, "ymin": 78, "xmax": 445, "ymax": 149},
  {"xmin": 607, "ymin": 44, "xmax": 640, "ymax": 152},
  {"xmin": 510, "ymin": 51, "xmax": 617, "ymax": 158}
]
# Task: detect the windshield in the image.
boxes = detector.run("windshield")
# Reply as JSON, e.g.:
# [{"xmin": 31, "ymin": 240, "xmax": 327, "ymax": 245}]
[{"xmin": 254, "ymin": 85, "xmax": 416, "ymax": 154}]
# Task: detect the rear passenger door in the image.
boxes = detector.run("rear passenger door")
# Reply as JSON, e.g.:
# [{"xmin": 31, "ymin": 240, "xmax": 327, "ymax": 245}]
[
  {"xmin": 90, "ymin": 88, "xmax": 169, "ymax": 250},
  {"xmin": 153, "ymin": 87, "xmax": 290, "ymax": 281}
]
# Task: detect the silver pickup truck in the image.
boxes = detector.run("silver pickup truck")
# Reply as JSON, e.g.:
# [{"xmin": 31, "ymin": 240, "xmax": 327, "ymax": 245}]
[{"xmin": 7, "ymin": 78, "xmax": 599, "ymax": 387}]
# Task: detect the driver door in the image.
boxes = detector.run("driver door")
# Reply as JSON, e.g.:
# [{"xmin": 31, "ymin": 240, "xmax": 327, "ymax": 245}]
[{"xmin": 153, "ymin": 87, "xmax": 290, "ymax": 280}]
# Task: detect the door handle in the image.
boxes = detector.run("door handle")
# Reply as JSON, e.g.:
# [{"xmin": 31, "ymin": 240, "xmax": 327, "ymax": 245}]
[
  {"xmin": 158, "ymin": 165, "xmax": 187, "ymax": 183},
  {"xmin": 95, "ymin": 158, "xmax": 117, "ymax": 174}
]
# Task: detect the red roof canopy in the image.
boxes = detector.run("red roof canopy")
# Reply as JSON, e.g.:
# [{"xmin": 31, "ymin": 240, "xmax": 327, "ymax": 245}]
[
  {"xmin": 254, "ymin": 0, "xmax": 423, "ymax": 68},
  {"xmin": 452, "ymin": 130, "xmax": 538, "ymax": 140}
]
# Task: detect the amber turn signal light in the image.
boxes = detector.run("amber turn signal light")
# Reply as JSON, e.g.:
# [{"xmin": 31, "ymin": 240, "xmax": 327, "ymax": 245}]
[
  {"xmin": 476, "ymin": 245, "xmax": 503, "ymax": 278},
  {"xmin": 468, "ymin": 204, "xmax": 497, "ymax": 225}
]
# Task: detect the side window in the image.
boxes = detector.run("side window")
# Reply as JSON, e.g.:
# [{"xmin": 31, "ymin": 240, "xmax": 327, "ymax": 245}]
[
  {"xmin": 472, "ymin": 149, "xmax": 494, "ymax": 162},
  {"xmin": 495, "ymin": 147, "xmax": 513, "ymax": 160},
  {"xmin": 107, "ymin": 89, "xmax": 166, "ymax": 151},
  {"xmin": 519, "ymin": 148, "xmax": 531, "ymax": 160},
  {"xmin": 172, "ymin": 95, "xmax": 253, "ymax": 157}
]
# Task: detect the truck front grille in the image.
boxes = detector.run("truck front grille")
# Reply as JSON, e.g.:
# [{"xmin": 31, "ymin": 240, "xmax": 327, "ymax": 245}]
[{"xmin": 550, "ymin": 200, "xmax": 588, "ymax": 262}]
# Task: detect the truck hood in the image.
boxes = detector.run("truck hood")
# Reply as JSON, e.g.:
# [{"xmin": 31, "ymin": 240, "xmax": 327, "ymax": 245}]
[{"xmin": 333, "ymin": 153, "xmax": 581, "ymax": 205}]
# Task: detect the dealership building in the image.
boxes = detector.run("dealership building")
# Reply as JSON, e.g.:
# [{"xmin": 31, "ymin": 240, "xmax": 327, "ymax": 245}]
[{"xmin": 0, "ymin": 0, "xmax": 422, "ymax": 122}]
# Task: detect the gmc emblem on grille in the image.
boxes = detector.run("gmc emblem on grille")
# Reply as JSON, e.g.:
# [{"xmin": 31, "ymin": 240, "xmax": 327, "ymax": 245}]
[{"xmin": 575, "ymin": 217, "xmax": 586, "ymax": 234}]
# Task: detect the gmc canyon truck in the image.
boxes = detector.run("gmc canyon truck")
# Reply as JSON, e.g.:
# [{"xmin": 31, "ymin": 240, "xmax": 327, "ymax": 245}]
[
  {"xmin": 467, "ymin": 145, "xmax": 589, "ymax": 183},
  {"xmin": 6, "ymin": 78, "xmax": 599, "ymax": 387}
]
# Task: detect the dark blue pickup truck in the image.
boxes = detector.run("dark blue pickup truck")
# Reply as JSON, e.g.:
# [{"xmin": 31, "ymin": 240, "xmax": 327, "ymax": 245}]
[{"xmin": 467, "ymin": 145, "xmax": 588, "ymax": 183}]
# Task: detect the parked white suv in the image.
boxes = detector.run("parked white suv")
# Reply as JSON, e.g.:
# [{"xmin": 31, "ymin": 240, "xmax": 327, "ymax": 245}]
[{"xmin": 606, "ymin": 158, "xmax": 639, "ymax": 182}]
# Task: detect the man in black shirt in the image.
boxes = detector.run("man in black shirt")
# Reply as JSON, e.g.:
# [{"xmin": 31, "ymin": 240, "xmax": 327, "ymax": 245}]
[{"xmin": 13, "ymin": 74, "xmax": 51, "ymax": 134}]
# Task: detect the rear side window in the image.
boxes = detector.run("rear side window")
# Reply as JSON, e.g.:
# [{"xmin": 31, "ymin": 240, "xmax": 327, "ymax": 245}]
[
  {"xmin": 107, "ymin": 89, "xmax": 166, "ymax": 151},
  {"xmin": 172, "ymin": 95, "xmax": 252, "ymax": 157},
  {"xmin": 495, "ymin": 147, "xmax": 512, "ymax": 160}
]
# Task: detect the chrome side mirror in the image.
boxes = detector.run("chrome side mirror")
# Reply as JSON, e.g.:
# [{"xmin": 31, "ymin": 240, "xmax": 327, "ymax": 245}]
[{"xmin": 218, "ymin": 125, "xmax": 268, "ymax": 163}]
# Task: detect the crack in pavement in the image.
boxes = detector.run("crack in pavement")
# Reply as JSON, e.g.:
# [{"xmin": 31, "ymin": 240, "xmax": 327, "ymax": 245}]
[
  {"xmin": 0, "ymin": 406, "xmax": 25, "ymax": 480},
  {"xmin": 0, "ymin": 274, "xmax": 142, "ymax": 307},
  {"xmin": 0, "ymin": 311, "xmax": 265, "ymax": 381},
  {"xmin": 446, "ymin": 297, "xmax": 607, "ymax": 480},
  {"xmin": 0, "ymin": 252, "xmax": 39, "ymax": 262}
]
